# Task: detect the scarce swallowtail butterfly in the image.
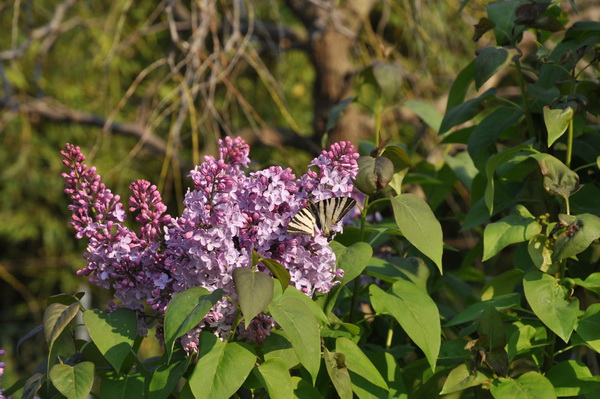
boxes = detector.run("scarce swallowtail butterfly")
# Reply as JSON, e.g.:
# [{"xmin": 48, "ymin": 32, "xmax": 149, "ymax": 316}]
[{"xmin": 286, "ymin": 197, "xmax": 356, "ymax": 240}]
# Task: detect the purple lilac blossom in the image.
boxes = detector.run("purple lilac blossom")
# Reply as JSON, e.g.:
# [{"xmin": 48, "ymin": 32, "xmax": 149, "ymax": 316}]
[
  {"xmin": 62, "ymin": 137, "xmax": 358, "ymax": 351},
  {"xmin": 0, "ymin": 349, "xmax": 7, "ymax": 399}
]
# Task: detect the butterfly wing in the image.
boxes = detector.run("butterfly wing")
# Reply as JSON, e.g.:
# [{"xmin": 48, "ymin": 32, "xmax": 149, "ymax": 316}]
[
  {"xmin": 286, "ymin": 204, "xmax": 317, "ymax": 237},
  {"xmin": 319, "ymin": 197, "xmax": 356, "ymax": 238}
]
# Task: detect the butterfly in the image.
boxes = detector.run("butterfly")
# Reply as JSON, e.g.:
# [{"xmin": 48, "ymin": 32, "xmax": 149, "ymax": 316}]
[{"xmin": 286, "ymin": 197, "xmax": 356, "ymax": 240}]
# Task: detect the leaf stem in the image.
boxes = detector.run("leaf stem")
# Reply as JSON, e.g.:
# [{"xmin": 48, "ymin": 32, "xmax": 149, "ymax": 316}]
[
  {"xmin": 565, "ymin": 118, "xmax": 574, "ymax": 168},
  {"xmin": 514, "ymin": 60, "xmax": 536, "ymax": 140}
]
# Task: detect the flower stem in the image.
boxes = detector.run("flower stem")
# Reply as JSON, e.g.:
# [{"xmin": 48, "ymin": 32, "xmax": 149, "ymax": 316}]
[{"xmin": 566, "ymin": 118, "xmax": 574, "ymax": 168}]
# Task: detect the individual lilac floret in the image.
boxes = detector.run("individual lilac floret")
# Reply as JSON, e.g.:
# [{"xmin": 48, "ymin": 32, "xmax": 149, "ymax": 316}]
[{"xmin": 62, "ymin": 137, "xmax": 359, "ymax": 353}]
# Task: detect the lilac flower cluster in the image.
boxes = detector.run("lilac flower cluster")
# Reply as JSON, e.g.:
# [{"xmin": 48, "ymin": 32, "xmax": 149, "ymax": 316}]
[{"xmin": 62, "ymin": 137, "xmax": 359, "ymax": 350}]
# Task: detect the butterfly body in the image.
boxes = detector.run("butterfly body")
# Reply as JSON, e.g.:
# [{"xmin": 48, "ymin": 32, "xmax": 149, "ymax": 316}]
[{"xmin": 286, "ymin": 197, "xmax": 356, "ymax": 240}]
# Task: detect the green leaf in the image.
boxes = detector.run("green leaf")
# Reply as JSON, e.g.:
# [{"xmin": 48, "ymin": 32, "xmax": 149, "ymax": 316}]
[
  {"xmin": 43, "ymin": 302, "xmax": 80, "ymax": 349},
  {"xmin": 233, "ymin": 268, "xmax": 274, "ymax": 322},
  {"xmin": 263, "ymin": 330, "xmax": 300, "ymax": 369},
  {"xmin": 486, "ymin": 1, "xmax": 522, "ymax": 46},
  {"xmin": 49, "ymin": 362, "xmax": 94, "ymax": 399},
  {"xmin": 482, "ymin": 205, "xmax": 541, "ymax": 261},
  {"xmin": 332, "ymin": 241, "xmax": 372, "ymax": 286},
  {"xmin": 439, "ymin": 88, "xmax": 495, "ymax": 135},
  {"xmin": 99, "ymin": 371, "xmax": 145, "ymax": 398},
  {"xmin": 546, "ymin": 360, "xmax": 600, "ymax": 397},
  {"xmin": 391, "ymin": 194, "xmax": 443, "ymax": 274},
  {"xmin": 366, "ymin": 256, "xmax": 429, "ymax": 291},
  {"xmin": 253, "ymin": 358, "xmax": 294, "ymax": 399},
  {"xmin": 468, "ymin": 107, "xmax": 523, "ymax": 171},
  {"xmin": 403, "ymin": 100, "xmax": 442, "ymax": 132},
  {"xmin": 485, "ymin": 144, "xmax": 534, "ymax": 214},
  {"xmin": 323, "ymin": 349, "xmax": 353, "ymax": 399},
  {"xmin": 22, "ymin": 373, "xmax": 44, "ymax": 399},
  {"xmin": 530, "ymin": 153, "xmax": 581, "ymax": 199},
  {"xmin": 370, "ymin": 280, "xmax": 440, "ymax": 370},
  {"xmin": 479, "ymin": 306, "xmax": 506, "ymax": 350},
  {"xmin": 83, "ymin": 308, "xmax": 137, "ymax": 372},
  {"xmin": 369, "ymin": 352, "xmax": 408, "ymax": 399},
  {"xmin": 553, "ymin": 213, "xmax": 600, "ymax": 262},
  {"xmin": 481, "ymin": 269, "xmax": 525, "ymax": 301},
  {"xmin": 474, "ymin": 46, "xmax": 521, "ymax": 90},
  {"xmin": 372, "ymin": 62, "xmax": 404, "ymax": 104},
  {"xmin": 446, "ymin": 60, "xmax": 474, "ymax": 110},
  {"xmin": 268, "ymin": 289, "xmax": 321, "ymax": 382},
  {"xmin": 292, "ymin": 376, "xmax": 324, "ymax": 399},
  {"xmin": 336, "ymin": 338, "xmax": 388, "ymax": 391},
  {"xmin": 163, "ymin": 287, "xmax": 223, "ymax": 360},
  {"xmin": 544, "ymin": 106, "xmax": 574, "ymax": 147},
  {"xmin": 575, "ymin": 303, "xmax": 600, "ymax": 353},
  {"xmin": 188, "ymin": 332, "xmax": 256, "ymax": 399},
  {"xmin": 446, "ymin": 293, "xmax": 521, "ymax": 327},
  {"xmin": 523, "ymin": 271, "xmax": 579, "ymax": 342},
  {"xmin": 527, "ymin": 235, "xmax": 555, "ymax": 273},
  {"xmin": 440, "ymin": 364, "xmax": 490, "ymax": 395},
  {"xmin": 490, "ymin": 372, "xmax": 556, "ymax": 399},
  {"xmin": 148, "ymin": 347, "xmax": 190, "ymax": 399},
  {"xmin": 261, "ymin": 258, "xmax": 291, "ymax": 292},
  {"xmin": 573, "ymin": 273, "xmax": 600, "ymax": 294}
]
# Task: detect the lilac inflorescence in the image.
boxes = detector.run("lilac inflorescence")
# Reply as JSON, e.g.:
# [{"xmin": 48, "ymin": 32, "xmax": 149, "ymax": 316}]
[{"xmin": 61, "ymin": 137, "xmax": 359, "ymax": 351}]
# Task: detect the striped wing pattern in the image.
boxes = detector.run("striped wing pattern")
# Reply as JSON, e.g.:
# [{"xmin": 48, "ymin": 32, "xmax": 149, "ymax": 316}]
[{"xmin": 287, "ymin": 197, "xmax": 356, "ymax": 239}]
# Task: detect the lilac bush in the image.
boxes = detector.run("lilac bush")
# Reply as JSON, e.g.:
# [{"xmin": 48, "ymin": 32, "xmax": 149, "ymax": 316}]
[{"xmin": 61, "ymin": 137, "xmax": 358, "ymax": 350}]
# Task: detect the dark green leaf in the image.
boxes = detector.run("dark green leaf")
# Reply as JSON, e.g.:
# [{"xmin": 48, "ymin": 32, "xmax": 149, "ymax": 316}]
[
  {"xmin": 446, "ymin": 61, "xmax": 474, "ymax": 110},
  {"xmin": 326, "ymin": 98, "xmax": 354, "ymax": 132},
  {"xmin": 99, "ymin": 371, "xmax": 145, "ymax": 398},
  {"xmin": 263, "ymin": 330, "xmax": 300, "ymax": 369},
  {"xmin": 148, "ymin": 347, "xmax": 190, "ymax": 399},
  {"xmin": 262, "ymin": 258, "xmax": 291, "ymax": 292},
  {"xmin": 439, "ymin": 88, "xmax": 495, "ymax": 135},
  {"xmin": 233, "ymin": 267, "xmax": 274, "ymax": 322},
  {"xmin": 474, "ymin": 46, "xmax": 521, "ymax": 90},
  {"xmin": 575, "ymin": 304, "xmax": 600, "ymax": 353},
  {"xmin": 530, "ymin": 153, "xmax": 581, "ymax": 199},
  {"xmin": 546, "ymin": 360, "xmax": 600, "ymax": 397},
  {"xmin": 446, "ymin": 293, "xmax": 521, "ymax": 327}
]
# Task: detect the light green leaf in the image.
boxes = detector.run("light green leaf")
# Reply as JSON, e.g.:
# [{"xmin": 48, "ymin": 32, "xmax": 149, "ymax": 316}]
[
  {"xmin": 188, "ymin": 332, "xmax": 256, "ymax": 399},
  {"xmin": 49, "ymin": 362, "xmax": 94, "ymax": 399},
  {"xmin": 403, "ymin": 100, "xmax": 442, "ymax": 132},
  {"xmin": 481, "ymin": 269, "xmax": 524, "ymax": 301},
  {"xmin": 575, "ymin": 303, "xmax": 600, "ymax": 353},
  {"xmin": 323, "ymin": 349, "xmax": 353, "ymax": 399},
  {"xmin": 553, "ymin": 213, "xmax": 600, "ymax": 262},
  {"xmin": 163, "ymin": 287, "xmax": 223, "ymax": 361},
  {"xmin": 370, "ymin": 280, "xmax": 440, "ymax": 371},
  {"xmin": 233, "ymin": 268, "xmax": 274, "ymax": 322},
  {"xmin": 490, "ymin": 372, "xmax": 556, "ymax": 399},
  {"xmin": 268, "ymin": 289, "xmax": 321, "ymax": 382},
  {"xmin": 544, "ymin": 106, "xmax": 574, "ymax": 147},
  {"xmin": 523, "ymin": 271, "xmax": 578, "ymax": 342},
  {"xmin": 83, "ymin": 308, "xmax": 137, "ymax": 372},
  {"xmin": 336, "ymin": 337, "xmax": 388, "ymax": 391},
  {"xmin": 254, "ymin": 358, "xmax": 294, "ymax": 399},
  {"xmin": 440, "ymin": 364, "xmax": 490, "ymax": 395},
  {"xmin": 482, "ymin": 205, "xmax": 541, "ymax": 261},
  {"xmin": 332, "ymin": 241, "xmax": 373, "ymax": 286},
  {"xmin": 263, "ymin": 330, "xmax": 300, "ymax": 370},
  {"xmin": 391, "ymin": 193, "xmax": 443, "ymax": 274}
]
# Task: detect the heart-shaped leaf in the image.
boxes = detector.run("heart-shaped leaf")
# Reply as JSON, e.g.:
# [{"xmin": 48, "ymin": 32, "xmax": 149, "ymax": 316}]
[
  {"xmin": 49, "ymin": 362, "xmax": 94, "ymax": 399},
  {"xmin": 233, "ymin": 267, "xmax": 274, "ymax": 322}
]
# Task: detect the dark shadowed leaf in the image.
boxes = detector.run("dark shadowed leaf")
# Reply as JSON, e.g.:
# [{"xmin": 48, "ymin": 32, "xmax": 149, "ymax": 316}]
[
  {"xmin": 474, "ymin": 46, "xmax": 521, "ymax": 90},
  {"xmin": 233, "ymin": 267, "xmax": 274, "ymax": 322}
]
